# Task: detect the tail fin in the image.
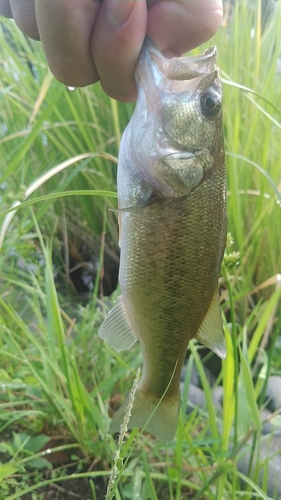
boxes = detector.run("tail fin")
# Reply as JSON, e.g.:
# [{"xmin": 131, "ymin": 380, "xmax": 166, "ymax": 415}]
[{"xmin": 109, "ymin": 389, "xmax": 181, "ymax": 441}]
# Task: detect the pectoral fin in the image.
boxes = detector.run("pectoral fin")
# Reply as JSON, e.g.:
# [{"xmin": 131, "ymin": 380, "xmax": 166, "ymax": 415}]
[
  {"xmin": 98, "ymin": 296, "xmax": 137, "ymax": 351},
  {"xmin": 118, "ymin": 192, "xmax": 162, "ymax": 213},
  {"xmin": 195, "ymin": 292, "xmax": 226, "ymax": 359}
]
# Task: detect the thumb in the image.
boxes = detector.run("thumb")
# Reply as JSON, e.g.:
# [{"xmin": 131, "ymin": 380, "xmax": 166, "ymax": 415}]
[{"xmin": 146, "ymin": 0, "xmax": 223, "ymax": 57}]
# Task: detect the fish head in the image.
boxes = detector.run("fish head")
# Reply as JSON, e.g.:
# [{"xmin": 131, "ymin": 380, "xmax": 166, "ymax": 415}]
[
  {"xmin": 161, "ymin": 70, "xmax": 222, "ymax": 152},
  {"xmin": 125, "ymin": 40, "xmax": 224, "ymax": 199}
]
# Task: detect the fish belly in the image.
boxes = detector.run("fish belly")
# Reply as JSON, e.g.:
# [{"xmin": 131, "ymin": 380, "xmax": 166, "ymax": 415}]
[
  {"xmin": 110, "ymin": 162, "xmax": 226, "ymax": 440},
  {"xmin": 120, "ymin": 164, "xmax": 226, "ymax": 396}
]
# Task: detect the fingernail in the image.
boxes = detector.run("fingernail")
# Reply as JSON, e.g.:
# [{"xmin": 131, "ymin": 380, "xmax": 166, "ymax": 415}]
[{"xmin": 104, "ymin": 0, "xmax": 135, "ymax": 27}]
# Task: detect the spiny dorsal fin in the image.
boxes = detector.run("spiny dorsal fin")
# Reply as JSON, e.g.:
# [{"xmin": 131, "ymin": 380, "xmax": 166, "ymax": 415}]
[
  {"xmin": 195, "ymin": 291, "xmax": 226, "ymax": 359},
  {"xmin": 98, "ymin": 296, "xmax": 137, "ymax": 351}
]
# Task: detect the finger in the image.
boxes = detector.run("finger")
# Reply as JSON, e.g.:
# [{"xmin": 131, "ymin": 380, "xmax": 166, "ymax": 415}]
[
  {"xmin": 91, "ymin": 0, "xmax": 147, "ymax": 102},
  {"xmin": 35, "ymin": 0, "xmax": 100, "ymax": 87},
  {"xmin": 147, "ymin": 0, "xmax": 223, "ymax": 57},
  {"xmin": 0, "ymin": 0, "xmax": 12, "ymax": 18},
  {"xmin": 9, "ymin": 0, "xmax": 39, "ymax": 39}
]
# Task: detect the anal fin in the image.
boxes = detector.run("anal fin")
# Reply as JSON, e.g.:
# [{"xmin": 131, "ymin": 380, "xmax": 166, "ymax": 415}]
[
  {"xmin": 98, "ymin": 296, "xmax": 137, "ymax": 351},
  {"xmin": 195, "ymin": 291, "xmax": 226, "ymax": 359}
]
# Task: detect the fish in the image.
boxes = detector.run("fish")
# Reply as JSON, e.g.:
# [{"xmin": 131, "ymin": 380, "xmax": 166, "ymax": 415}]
[{"xmin": 98, "ymin": 39, "xmax": 227, "ymax": 441}]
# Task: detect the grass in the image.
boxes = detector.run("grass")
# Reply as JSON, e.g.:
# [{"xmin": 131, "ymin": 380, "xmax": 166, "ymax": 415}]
[{"xmin": 0, "ymin": 0, "xmax": 281, "ymax": 498}]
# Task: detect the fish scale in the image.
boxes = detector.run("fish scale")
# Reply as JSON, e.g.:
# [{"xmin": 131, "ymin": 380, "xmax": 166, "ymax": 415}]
[{"xmin": 99, "ymin": 39, "xmax": 227, "ymax": 440}]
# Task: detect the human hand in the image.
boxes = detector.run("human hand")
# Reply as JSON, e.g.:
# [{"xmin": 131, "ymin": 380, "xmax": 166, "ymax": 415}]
[{"xmin": 0, "ymin": 0, "xmax": 223, "ymax": 102}]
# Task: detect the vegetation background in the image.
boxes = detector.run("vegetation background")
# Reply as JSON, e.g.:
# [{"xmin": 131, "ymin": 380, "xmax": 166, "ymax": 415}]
[{"xmin": 0, "ymin": 0, "xmax": 281, "ymax": 498}]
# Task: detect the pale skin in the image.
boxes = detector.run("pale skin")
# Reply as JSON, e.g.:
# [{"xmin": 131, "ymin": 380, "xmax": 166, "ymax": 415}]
[{"xmin": 0, "ymin": 0, "xmax": 223, "ymax": 102}]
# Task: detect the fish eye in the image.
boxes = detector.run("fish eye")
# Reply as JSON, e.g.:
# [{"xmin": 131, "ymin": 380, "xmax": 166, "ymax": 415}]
[{"xmin": 200, "ymin": 91, "xmax": 221, "ymax": 119}]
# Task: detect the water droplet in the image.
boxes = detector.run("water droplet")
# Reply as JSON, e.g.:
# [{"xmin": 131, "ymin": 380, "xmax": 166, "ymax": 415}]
[
  {"xmin": 66, "ymin": 86, "xmax": 77, "ymax": 92},
  {"xmin": 43, "ymin": 448, "xmax": 52, "ymax": 455}
]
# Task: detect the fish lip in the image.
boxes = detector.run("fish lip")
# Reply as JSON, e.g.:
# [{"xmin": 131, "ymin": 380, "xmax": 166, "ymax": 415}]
[
  {"xmin": 143, "ymin": 39, "xmax": 218, "ymax": 82},
  {"xmin": 179, "ymin": 46, "xmax": 217, "ymax": 66},
  {"xmin": 165, "ymin": 149, "xmax": 207, "ymax": 158},
  {"xmin": 167, "ymin": 46, "xmax": 218, "ymax": 80},
  {"xmin": 136, "ymin": 39, "xmax": 220, "ymax": 96}
]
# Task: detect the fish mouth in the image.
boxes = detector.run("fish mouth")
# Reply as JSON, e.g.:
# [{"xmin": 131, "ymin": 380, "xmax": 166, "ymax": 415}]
[
  {"xmin": 165, "ymin": 149, "xmax": 207, "ymax": 159},
  {"xmin": 149, "ymin": 42, "xmax": 217, "ymax": 81},
  {"xmin": 136, "ymin": 39, "xmax": 219, "ymax": 94},
  {"xmin": 144, "ymin": 38, "xmax": 217, "ymax": 77}
]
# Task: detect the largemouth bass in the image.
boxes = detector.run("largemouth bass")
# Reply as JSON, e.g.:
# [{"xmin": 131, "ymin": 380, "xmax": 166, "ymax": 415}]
[{"xmin": 99, "ymin": 39, "xmax": 227, "ymax": 441}]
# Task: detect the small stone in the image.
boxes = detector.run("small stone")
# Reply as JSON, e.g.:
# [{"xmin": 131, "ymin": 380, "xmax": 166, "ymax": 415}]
[
  {"xmin": 264, "ymin": 376, "xmax": 281, "ymax": 412},
  {"xmin": 212, "ymin": 385, "xmax": 224, "ymax": 406},
  {"xmin": 181, "ymin": 383, "xmax": 206, "ymax": 414},
  {"xmin": 204, "ymin": 367, "xmax": 217, "ymax": 387},
  {"xmin": 237, "ymin": 434, "xmax": 281, "ymax": 498},
  {"xmin": 180, "ymin": 363, "xmax": 217, "ymax": 388},
  {"xmin": 180, "ymin": 382, "xmax": 222, "ymax": 414},
  {"xmin": 180, "ymin": 364, "xmax": 200, "ymax": 387},
  {"xmin": 261, "ymin": 409, "xmax": 281, "ymax": 437}
]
